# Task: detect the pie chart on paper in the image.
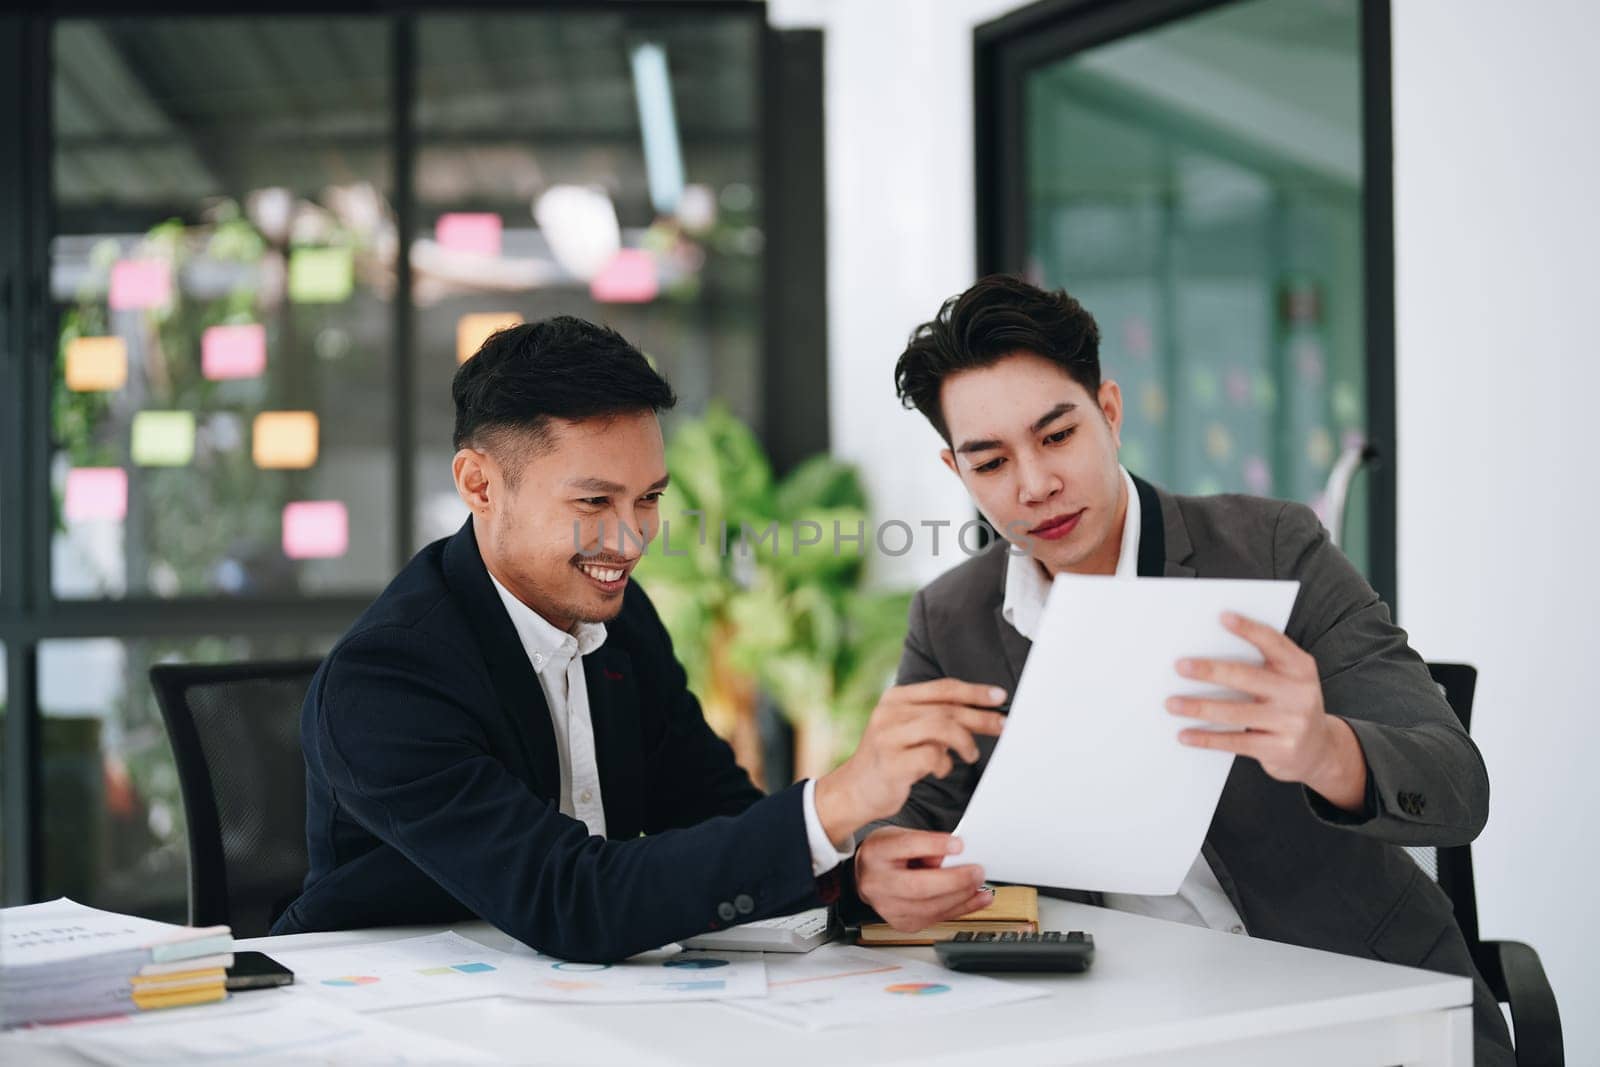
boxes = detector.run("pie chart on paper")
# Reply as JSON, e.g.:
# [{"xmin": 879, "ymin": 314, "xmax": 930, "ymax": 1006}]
[
  {"xmin": 885, "ymin": 982, "xmax": 951, "ymax": 996},
  {"xmin": 663, "ymin": 958, "xmax": 730, "ymax": 970}
]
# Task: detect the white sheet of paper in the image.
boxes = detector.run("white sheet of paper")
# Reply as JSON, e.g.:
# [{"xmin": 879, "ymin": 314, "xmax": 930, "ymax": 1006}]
[
  {"xmin": 953, "ymin": 574, "xmax": 1300, "ymax": 894},
  {"xmin": 512, "ymin": 948, "xmax": 769, "ymax": 1004},
  {"xmin": 49, "ymin": 995, "xmax": 487, "ymax": 1065},
  {"xmin": 729, "ymin": 944, "xmax": 1044, "ymax": 1031},
  {"xmin": 275, "ymin": 932, "xmax": 768, "ymax": 1009},
  {"xmin": 272, "ymin": 931, "xmax": 544, "ymax": 1012}
]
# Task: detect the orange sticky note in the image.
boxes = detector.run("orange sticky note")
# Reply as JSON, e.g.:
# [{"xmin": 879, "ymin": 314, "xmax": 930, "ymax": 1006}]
[
  {"xmin": 252, "ymin": 411, "xmax": 320, "ymax": 469},
  {"xmin": 457, "ymin": 312, "xmax": 523, "ymax": 364},
  {"xmin": 65, "ymin": 336, "xmax": 129, "ymax": 392}
]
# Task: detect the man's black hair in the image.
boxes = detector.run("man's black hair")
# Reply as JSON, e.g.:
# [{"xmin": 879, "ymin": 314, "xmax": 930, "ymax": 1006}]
[
  {"xmin": 452, "ymin": 316, "xmax": 677, "ymax": 477},
  {"xmin": 894, "ymin": 274, "xmax": 1102, "ymax": 443}
]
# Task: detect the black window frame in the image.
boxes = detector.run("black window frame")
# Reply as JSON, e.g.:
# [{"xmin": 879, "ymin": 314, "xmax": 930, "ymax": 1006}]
[
  {"xmin": 973, "ymin": 0, "xmax": 1397, "ymax": 612},
  {"xmin": 0, "ymin": 0, "xmax": 827, "ymax": 907}
]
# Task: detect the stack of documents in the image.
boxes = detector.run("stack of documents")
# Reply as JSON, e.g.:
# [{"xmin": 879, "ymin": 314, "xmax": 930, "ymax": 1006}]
[{"xmin": 1, "ymin": 898, "xmax": 233, "ymax": 1027}]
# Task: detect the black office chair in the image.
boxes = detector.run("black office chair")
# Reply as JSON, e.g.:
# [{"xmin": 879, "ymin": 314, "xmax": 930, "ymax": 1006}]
[
  {"xmin": 1417, "ymin": 663, "xmax": 1563, "ymax": 1067},
  {"xmin": 149, "ymin": 659, "xmax": 319, "ymax": 939}
]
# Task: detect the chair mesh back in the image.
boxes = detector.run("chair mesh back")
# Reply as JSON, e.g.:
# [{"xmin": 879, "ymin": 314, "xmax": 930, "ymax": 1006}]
[
  {"xmin": 154, "ymin": 662, "xmax": 317, "ymax": 937},
  {"xmin": 1405, "ymin": 845, "xmax": 1440, "ymax": 882}
]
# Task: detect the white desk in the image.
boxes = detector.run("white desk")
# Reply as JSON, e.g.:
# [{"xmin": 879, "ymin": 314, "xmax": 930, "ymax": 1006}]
[{"xmin": 4, "ymin": 898, "xmax": 1473, "ymax": 1066}]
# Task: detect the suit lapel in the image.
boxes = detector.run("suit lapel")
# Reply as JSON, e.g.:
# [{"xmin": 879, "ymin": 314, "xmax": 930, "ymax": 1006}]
[
  {"xmin": 1132, "ymin": 472, "xmax": 1196, "ymax": 579},
  {"xmin": 584, "ymin": 641, "xmax": 644, "ymax": 840},
  {"xmin": 441, "ymin": 519, "xmax": 562, "ymax": 799}
]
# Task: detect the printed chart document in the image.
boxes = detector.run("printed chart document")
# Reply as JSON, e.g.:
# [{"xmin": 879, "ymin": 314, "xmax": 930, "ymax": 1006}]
[
  {"xmin": 274, "ymin": 931, "xmax": 767, "ymax": 1008},
  {"xmin": 512, "ymin": 948, "xmax": 768, "ymax": 1004},
  {"xmin": 47, "ymin": 995, "xmax": 486, "ymax": 1066},
  {"xmin": 272, "ymin": 931, "xmax": 541, "ymax": 1012},
  {"xmin": 953, "ymin": 574, "xmax": 1300, "ymax": 894},
  {"xmin": 730, "ymin": 944, "xmax": 1044, "ymax": 1030}
]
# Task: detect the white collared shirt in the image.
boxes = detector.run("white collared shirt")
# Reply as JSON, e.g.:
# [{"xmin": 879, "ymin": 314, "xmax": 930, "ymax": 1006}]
[
  {"xmin": 488, "ymin": 574, "xmax": 851, "ymax": 876},
  {"xmin": 1000, "ymin": 467, "xmax": 1249, "ymax": 936}
]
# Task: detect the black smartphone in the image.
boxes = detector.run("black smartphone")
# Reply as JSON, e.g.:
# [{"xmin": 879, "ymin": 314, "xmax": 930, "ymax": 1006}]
[{"xmin": 225, "ymin": 951, "xmax": 295, "ymax": 991}]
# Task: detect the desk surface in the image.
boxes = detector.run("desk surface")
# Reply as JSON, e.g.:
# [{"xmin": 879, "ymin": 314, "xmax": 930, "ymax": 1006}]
[{"xmin": 5, "ymin": 899, "xmax": 1472, "ymax": 1066}]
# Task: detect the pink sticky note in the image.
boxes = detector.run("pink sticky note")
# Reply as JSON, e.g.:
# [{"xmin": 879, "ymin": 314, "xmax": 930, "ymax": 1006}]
[
  {"xmin": 65, "ymin": 468, "xmax": 129, "ymax": 522},
  {"xmin": 589, "ymin": 249, "xmax": 659, "ymax": 304},
  {"xmin": 202, "ymin": 323, "xmax": 267, "ymax": 381},
  {"xmin": 109, "ymin": 259, "xmax": 173, "ymax": 311},
  {"xmin": 283, "ymin": 500, "xmax": 349, "ymax": 560},
  {"xmin": 436, "ymin": 213, "xmax": 502, "ymax": 257}
]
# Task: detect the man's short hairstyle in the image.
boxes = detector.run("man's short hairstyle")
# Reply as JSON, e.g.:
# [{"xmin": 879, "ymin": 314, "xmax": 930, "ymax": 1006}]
[
  {"xmin": 451, "ymin": 316, "xmax": 677, "ymax": 478},
  {"xmin": 894, "ymin": 274, "xmax": 1102, "ymax": 443}
]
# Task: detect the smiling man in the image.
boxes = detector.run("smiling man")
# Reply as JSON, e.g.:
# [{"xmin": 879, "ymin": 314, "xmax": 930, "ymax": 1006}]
[
  {"xmin": 274, "ymin": 316, "xmax": 1005, "ymax": 961},
  {"xmin": 849, "ymin": 275, "xmax": 1513, "ymax": 1065}
]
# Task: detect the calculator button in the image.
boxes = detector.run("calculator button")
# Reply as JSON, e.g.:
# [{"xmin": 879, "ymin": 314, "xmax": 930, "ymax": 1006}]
[
  {"xmin": 1067, "ymin": 931, "xmax": 1086, "ymax": 942},
  {"xmin": 1020, "ymin": 932, "xmax": 1039, "ymax": 942},
  {"xmin": 999, "ymin": 932, "xmax": 1018, "ymax": 942},
  {"xmin": 953, "ymin": 932, "xmax": 974, "ymax": 942},
  {"xmin": 974, "ymin": 932, "xmax": 996, "ymax": 942},
  {"xmin": 1043, "ymin": 931, "xmax": 1061, "ymax": 942}
]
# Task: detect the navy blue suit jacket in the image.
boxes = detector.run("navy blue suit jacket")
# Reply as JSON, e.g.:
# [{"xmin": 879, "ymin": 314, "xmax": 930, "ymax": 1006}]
[{"xmin": 271, "ymin": 519, "xmax": 828, "ymax": 961}]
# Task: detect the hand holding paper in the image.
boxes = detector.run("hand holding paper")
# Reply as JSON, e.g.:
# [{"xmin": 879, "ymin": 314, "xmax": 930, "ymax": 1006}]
[{"xmin": 1168, "ymin": 610, "xmax": 1369, "ymax": 813}]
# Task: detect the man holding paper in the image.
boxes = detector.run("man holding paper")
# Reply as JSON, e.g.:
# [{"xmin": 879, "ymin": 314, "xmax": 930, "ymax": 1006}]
[
  {"xmin": 849, "ymin": 275, "xmax": 1512, "ymax": 1064},
  {"xmin": 274, "ymin": 317, "xmax": 1004, "ymax": 962}
]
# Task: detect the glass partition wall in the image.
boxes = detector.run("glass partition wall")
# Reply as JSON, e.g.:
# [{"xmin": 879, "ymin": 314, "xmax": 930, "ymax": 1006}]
[{"xmin": 1, "ymin": 3, "xmax": 801, "ymax": 919}]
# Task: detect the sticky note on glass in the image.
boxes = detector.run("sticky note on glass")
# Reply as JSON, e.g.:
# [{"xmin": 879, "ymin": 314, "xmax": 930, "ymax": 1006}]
[
  {"xmin": 436, "ymin": 213, "xmax": 502, "ymax": 257},
  {"xmin": 589, "ymin": 249, "xmax": 658, "ymax": 303},
  {"xmin": 288, "ymin": 247, "xmax": 354, "ymax": 304},
  {"xmin": 65, "ymin": 336, "xmax": 128, "ymax": 392},
  {"xmin": 283, "ymin": 500, "xmax": 349, "ymax": 559},
  {"xmin": 253, "ymin": 411, "xmax": 319, "ymax": 469},
  {"xmin": 64, "ymin": 468, "xmax": 128, "ymax": 522},
  {"xmin": 202, "ymin": 323, "xmax": 267, "ymax": 380},
  {"xmin": 109, "ymin": 258, "xmax": 173, "ymax": 311},
  {"xmin": 456, "ymin": 312, "xmax": 523, "ymax": 364},
  {"xmin": 130, "ymin": 411, "xmax": 196, "ymax": 467}
]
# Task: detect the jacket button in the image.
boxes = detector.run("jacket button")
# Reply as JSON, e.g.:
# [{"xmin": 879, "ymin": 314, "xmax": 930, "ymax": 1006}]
[
  {"xmin": 717, "ymin": 901, "xmax": 737, "ymax": 922},
  {"xmin": 734, "ymin": 894, "xmax": 755, "ymax": 915}
]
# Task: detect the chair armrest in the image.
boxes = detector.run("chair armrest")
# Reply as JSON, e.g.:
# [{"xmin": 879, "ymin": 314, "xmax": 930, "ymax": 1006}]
[{"xmin": 1479, "ymin": 939, "xmax": 1564, "ymax": 1067}]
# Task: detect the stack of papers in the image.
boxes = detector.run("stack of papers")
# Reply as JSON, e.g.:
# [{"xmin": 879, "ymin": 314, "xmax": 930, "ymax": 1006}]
[{"xmin": 2, "ymin": 898, "xmax": 233, "ymax": 1027}]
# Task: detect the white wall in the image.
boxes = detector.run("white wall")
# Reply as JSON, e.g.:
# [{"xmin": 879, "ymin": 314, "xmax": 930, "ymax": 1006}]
[
  {"xmin": 770, "ymin": 0, "xmax": 1022, "ymax": 589},
  {"xmin": 1393, "ymin": 0, "xmax": 1600, "ymax": 1058},
  {"xmin": 775, "ymin": 0, "xmax": 1600, "ymax": 1057}
]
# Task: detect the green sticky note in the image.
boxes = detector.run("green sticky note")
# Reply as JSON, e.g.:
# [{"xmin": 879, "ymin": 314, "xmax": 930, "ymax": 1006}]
[
  {"xmin": 288, "ymin": 246, "xmax": 354, "ymax": 304},
  {"xmin": 131, "ymin": 411, "xmax": 195, "ymax": 467}
]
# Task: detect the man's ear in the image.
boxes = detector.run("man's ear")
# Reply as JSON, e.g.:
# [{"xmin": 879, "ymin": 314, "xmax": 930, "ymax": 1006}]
[
  {"xmin": 453, "ymin": 447, "xmax": 495, "ymax": 514},
  {"xmin": 1098, "ymin": 379, "xmax": 1124, "ymax": 448}
]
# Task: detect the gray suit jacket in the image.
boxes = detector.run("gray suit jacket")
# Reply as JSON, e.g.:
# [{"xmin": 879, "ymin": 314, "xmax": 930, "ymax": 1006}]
[{"xmin": 875, "ymin": 474, "xmax": 1512, "ymax": 1064}]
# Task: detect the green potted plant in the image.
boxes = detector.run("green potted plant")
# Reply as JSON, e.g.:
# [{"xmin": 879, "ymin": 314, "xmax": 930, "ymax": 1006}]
[{"xmin": 635, "ymin": 404, "xmax": 911, "ymax": 787}]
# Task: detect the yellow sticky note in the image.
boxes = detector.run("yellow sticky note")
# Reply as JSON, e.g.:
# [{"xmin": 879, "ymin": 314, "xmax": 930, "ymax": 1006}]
[
  {"xmin": 65, "ymin": 336, "xmax": 129, "ymax": 392},
  {"xmin": 130, "ymin": 411, "xmax": 196, "ymax": 467},
  {"xmin": 288, "ymin": 247, "xmax": 354, "ymax": 304},
  {"xmin": 253, "ymin": 411, "xmax": 320, "ymax": 470},
  {"xmin": 457, "ymin": 312, "xmax": 524, "ymax": 364}
]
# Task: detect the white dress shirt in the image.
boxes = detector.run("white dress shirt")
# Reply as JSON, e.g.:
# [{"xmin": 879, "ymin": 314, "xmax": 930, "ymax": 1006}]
[
  {"xmin": 1000, "ymin": 467, "xmax": 1248, "ymax": 936},
  {"xmin": 488, "ymin": 574, "xmax": 851, "ymax": 876}
]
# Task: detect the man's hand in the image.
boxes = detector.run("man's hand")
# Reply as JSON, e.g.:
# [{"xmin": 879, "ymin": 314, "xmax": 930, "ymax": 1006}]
[
  {"xmin": 854, "ymin": 827, "xmax": 993, "ymax": 932},
  {"xmin": 813, "ymin": 679, "xmax": 1007, "ymax": 847},
  {"xmin": 1166, "ymin": 611, "xmax": 1368, "ymax": 812}
]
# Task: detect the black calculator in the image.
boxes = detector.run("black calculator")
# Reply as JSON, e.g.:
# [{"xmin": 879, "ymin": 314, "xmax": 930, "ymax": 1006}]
[{"xmin": 934, "ymin": 930, "xmax": 1095, "ymax": 973}]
